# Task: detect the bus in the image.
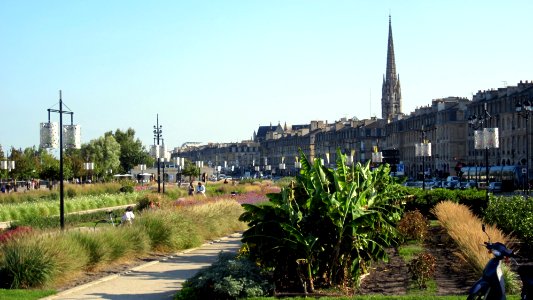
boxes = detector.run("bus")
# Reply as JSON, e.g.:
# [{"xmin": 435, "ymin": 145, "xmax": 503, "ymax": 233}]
[{"xmin": 460, "ymin": 165, "xmax": 522, "ymax": 192}]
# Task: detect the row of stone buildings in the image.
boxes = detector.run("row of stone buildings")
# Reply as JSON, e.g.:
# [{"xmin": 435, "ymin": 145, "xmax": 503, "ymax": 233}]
[
  {"xmin": 171, "ymin": 79, "xmax": 533, "ymax": 179},
  {"xmin": 169, "ymin": 16, "xmax": 533, "ymax": 180}
]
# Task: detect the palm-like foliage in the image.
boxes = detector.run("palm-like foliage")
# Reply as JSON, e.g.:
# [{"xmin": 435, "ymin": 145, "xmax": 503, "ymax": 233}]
[{"xmin": 240, "ymin": 149, "xmax": 406, "ymax": 292}]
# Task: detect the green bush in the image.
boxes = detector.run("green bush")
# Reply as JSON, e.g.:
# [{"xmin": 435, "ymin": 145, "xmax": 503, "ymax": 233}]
[
  {"xmin": 119, "ymin": 184, "xmax": 134, "ymax": 193},
  {"xmin": 175, "ymin": 252, "xmax": 273, "ymax": 300},
  {"xmin": 405, "ymin": 188, "xmax": 486, "ymax": 216},
  {"xmin": 484, "ymin": 195, "xmax": 533, "ymax": 248},
  {"xmin": 66, "ymin": 188, "xmax": 77, "ymax": 198}
]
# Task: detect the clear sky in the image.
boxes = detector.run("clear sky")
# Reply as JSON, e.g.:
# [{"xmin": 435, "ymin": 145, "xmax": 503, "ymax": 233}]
[{"xmin": 1, "ymin": 0, "xmax": 532, "ymax": 151}]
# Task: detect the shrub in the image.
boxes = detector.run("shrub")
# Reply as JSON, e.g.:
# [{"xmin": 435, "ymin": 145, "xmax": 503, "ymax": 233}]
[
  {"xmin": 175, "ymin": 252, "xmax": 273, "ymax": 300},
  {"xmin": 119, "ymin": 181, "xmax": 135, "ymax": 193},
  {"xmin": 407, "ymin": 252, "xmax": 436, "ymax": 289},
  {"xmin": 397, "ymin": 210, "xmax": 429, "ymax": 241},
  {"xmin": 137, "ymin": 193, "xmax": 163, "ymax": 211},
  {"xmin": 66, "ymin": 188, "xmax": 77, "ymax": 198},
  {"xmin": 484, "ymin": 195, "xmax": 533, "ymax": 248}
]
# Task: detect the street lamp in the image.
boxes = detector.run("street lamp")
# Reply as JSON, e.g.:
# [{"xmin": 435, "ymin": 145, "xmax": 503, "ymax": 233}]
[
  {"xmin": 153, "ymin": 114, "xmax": 163, "ymax": 193},
  {"xmin": 83, "ymin": 162, "xmax": 94, "ymax": 184},
  {"xmin": 0, "ymin": 152, "xmax": 15, "ymax": 191},
  {"xmin": 346, "ymin": 150, "xmax": 356, "ymax": 166},
  {"xmin": 279, "ymin": 157, "xmax": 286, "ymax": 177},
  {"xmin": 195, "ymin": 161, "xmax": 204, "ymax": 181},
  {"xmin": 294, "ymin": 156, "xmax": 302, "ymax": 174},
  {"xmin": 372, "ymin": 146, "xmax": 383, "ymax": 165},
  {"xmin": 516, "ymin": 97, "xmax": 532, "ymax": 196},
  {"xmin": 39, "ymin": 90, "xmax": 80, "ymax": 230},
  {"xmin": 468, "ymin": 103, "xmax": 499, "ymax": 203}
]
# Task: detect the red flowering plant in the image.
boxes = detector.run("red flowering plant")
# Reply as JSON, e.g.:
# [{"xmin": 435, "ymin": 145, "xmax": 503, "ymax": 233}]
[{"xmin": 0, "ymin": 226, "xmax": 32, "ymax": 244}]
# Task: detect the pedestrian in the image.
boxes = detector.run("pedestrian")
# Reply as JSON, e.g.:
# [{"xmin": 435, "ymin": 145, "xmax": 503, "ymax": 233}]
[
  {"xmin": 196, "ymin": 182, "xmax": 206, "ymax": 196},
  {"xmin": 188, "ymin": 182, "xmax": 194, "ymax": 196}
]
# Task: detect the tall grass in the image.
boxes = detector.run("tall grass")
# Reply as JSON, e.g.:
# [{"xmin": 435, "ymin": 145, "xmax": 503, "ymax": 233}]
[
  {"xmin": 0, "ymin": 183, "xmax": 123, "ymax": 205},
  {"xmin": 0, "ymin": 193, "xmax": 141, "ymax": 222},
  {"xmin": 0, "ymin": 199, "xmax": 247, "ymax": 289},
  {"xmin": 432, "ymin": 201, "xmax": 519, "ymax": 293}
]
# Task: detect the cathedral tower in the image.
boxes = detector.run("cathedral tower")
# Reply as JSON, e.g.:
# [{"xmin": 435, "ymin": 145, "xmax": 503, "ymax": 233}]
[{"xmin": 381, "ymin": 15, "xmax": 402, "ymax": 120}]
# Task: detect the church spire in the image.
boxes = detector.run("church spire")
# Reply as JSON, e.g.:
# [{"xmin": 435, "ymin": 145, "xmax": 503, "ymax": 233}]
[
  {"xmin": 385, "ymin": 15, "xmax": 396, "ymax": 83},
  {"xmin": 381, "ymin": 15, "xmax": 402, "ymax": 120}
]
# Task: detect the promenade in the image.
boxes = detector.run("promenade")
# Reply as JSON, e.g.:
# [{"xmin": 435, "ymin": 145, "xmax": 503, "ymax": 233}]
[{"xmin": 41, "ymin": 233, "xmax": 243, "ymax": 300}]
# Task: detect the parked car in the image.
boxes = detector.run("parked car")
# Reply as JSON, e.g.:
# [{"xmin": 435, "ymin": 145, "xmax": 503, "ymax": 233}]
[{"xmin": 488, "ymin": 182, "xmax": 502, "ymax": 193}]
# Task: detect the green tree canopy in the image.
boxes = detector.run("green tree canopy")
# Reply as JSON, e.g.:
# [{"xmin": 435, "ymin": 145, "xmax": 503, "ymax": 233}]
[
  {"xmin": 82, "ymin": 135, "xmax": 121, "ymax": 180},
  {"xmin": 106, "ymin": 128, "xmax": 151, "ymax": 174}
]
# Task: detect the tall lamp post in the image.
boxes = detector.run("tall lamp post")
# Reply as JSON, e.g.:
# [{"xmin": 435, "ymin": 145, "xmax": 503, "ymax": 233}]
[
  {"xmin": 153, "ymin": 115, "xmax": 163, "ymax": 193},
  {"xmin": 516, "ymin": 97, "xmax": 532, "ymax": 197},
  {"xmin": 161, "ymin": 158, "xmax": 166, "ymax": 193},
  {"xmin": 415, "ymin": 126, "xmax": 432, "ymax": 190},
  {"xmin": 40, "ymin": 90, "xmax": 80, "ymax": 230},
  {"xmin": 468, "ymin": 103, "xmax": 498, "ymax": 203}
]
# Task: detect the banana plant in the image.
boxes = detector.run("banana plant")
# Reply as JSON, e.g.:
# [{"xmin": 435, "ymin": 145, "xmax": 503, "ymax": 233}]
[{"xmin": 240, "ymin": 148, "xmax": 406, "ymax": 291}]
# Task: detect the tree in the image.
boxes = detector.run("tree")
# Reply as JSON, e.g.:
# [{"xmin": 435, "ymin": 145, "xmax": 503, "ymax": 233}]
[
  {"xmin": 82, "ymin": 135, "xmax": 121, "ymax": 181},
  {"xmin": 106, "ymin": 128, "xmax": 151, "ymax": 174},
  {"xmin": 181, "ymin": 159, "xmax": 199, "ymax": 182},
  {"xmin": 39, "ymin": 149, "xmax": 60, "ymax": 180}
]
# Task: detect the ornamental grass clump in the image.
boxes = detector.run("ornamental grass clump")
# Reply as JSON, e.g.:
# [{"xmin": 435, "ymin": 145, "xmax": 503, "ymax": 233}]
[
  {"xmin": 68, "ymin": 231, "xmax": 112, "ymax": 271},
  {"xmin": 0, "ymin": 194, "xmax": 250, "ymax": 289},
  {"xmin": 135, "ymin": 210, "xmax": 180, "ymax": 251},
  {"xmin": 0, "ymin": 232, "xmax": 64, "ymax": 289},
  {"xmin": 432, "ymin": 201, "xmax": 520, "ymax": 293},
  {"xmin": 179, "ymin": 199, "xmax": 247, "ymax": 241}
]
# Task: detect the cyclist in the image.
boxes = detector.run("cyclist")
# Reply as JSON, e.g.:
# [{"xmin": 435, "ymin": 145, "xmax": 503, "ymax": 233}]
[{"xmin": 121, "ymin": 206, "xmax": 135, "ymax": 225}]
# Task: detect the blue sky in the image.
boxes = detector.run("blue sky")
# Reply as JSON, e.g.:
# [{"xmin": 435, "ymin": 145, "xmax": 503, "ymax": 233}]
[{"xmin": 1, "ymin": 0, "xmax": 532, "ymax": 151}]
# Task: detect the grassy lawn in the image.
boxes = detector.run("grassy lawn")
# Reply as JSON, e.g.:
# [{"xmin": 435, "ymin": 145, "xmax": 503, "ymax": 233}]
[{"xmin": 0, "ymin": 289, "xmax": 56, "ymax": 300}]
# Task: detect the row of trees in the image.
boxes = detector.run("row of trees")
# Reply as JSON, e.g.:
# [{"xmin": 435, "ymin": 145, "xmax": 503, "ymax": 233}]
[{"xmin": 0, "ymin": 128, "xmax": 154, "ymax": 182}]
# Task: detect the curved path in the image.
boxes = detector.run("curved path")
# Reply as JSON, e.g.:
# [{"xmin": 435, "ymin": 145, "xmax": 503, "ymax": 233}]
[{"xmin": 41, "ymin": 233, "xmax": 242, "ymax": 300}]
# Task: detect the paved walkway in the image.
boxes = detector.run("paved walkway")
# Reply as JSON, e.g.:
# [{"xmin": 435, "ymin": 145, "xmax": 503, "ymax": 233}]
[{"xmin": 42, "ymin": 233, "xmax": 242, "ymax": 300}]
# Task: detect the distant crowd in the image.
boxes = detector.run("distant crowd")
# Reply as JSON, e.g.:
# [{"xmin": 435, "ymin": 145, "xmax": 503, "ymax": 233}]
[{"xmin": 1, "ymin": 179, "xmax": 41, "ymax": 193}]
